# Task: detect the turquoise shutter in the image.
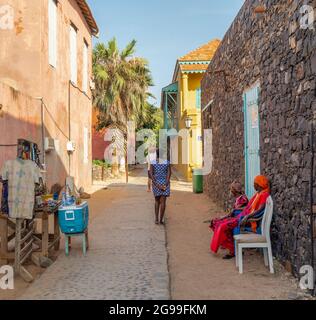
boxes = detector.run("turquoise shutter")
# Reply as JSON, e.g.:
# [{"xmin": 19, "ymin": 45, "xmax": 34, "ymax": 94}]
[
  {"xmin": 244, "ymin": 85, "xmax": 261, "ymax": 198},
  {"xmin": 196, "ymin": 88, "xmax": 201, "ymax": 109}
]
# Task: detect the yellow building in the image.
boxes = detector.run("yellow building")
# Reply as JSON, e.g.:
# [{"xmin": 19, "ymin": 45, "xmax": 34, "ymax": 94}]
[{"xmin": 161, "ymin": 39, "xmax": 220, "ymax": 181}]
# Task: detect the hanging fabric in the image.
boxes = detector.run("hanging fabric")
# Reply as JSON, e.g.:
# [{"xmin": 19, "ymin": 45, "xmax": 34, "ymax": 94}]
[
  {"xmin": 1, "ymin": 159, "xmax": 41, "ymax": 219},
  {"xmin": 0, "ymin": 179, "xmax": 9, "ymax": 215}
]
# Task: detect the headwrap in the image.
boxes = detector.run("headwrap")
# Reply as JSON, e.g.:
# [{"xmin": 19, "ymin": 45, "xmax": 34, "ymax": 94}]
[
  {"xmin": 249, "ymin": 175, "xmax": 270, "ymax": 232},
  {"xmin": 230, "ymin": 181, "xmax": 243, "ymax": 194},
  {"xmin": 254, "ymin": 175, "xmax": 270, "ymax": 193}
]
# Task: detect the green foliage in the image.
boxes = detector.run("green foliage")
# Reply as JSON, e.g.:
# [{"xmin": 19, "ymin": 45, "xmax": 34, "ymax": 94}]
[
  {"xmin": 137, "ymin": 103, "xmax": 162, "ymax": 132},
  {"xmin": 92, "ymin": 159, "xmax": 111, "ymax": 168},
  {"xmin": 92, "ymin": 38, "xmax": 154, "ymax": 134},
  {"xmin": 135, "ymin": 102, "xmax": 163, "ymax": 148}
]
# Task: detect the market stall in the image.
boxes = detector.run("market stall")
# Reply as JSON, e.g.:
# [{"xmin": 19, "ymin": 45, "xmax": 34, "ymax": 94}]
[
  {"xmin": 33, "ymin": 202, "xmax": 61, "ymax": 259},
  {"xmin": 0, "ymin": 139, "xmax": 61, "ymax": 282}
]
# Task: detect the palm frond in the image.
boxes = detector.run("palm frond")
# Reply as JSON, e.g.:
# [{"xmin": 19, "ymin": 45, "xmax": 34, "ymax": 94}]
[
  {"xmin": 121, "ymin": 39, "xmax": 137, "ymax": 59},
  {"xmin": 92, "ymin": 38, "xmax": 154, "ymax": 135}
]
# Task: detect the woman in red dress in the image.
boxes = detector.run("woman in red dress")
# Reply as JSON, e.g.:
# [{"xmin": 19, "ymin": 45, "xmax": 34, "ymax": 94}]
[
  {"xmin": 210, "ymin": 175, "xmax": 270, "ymax": 259},
  {"xmin": 210, "ymin": 181, "xmax": 248, "ymax": 231}
]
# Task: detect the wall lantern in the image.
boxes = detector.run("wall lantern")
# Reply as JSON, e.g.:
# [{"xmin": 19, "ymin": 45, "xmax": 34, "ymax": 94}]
[{"xmin": 185, "ymin": 116, "xmax": 193, "ymax": 129}]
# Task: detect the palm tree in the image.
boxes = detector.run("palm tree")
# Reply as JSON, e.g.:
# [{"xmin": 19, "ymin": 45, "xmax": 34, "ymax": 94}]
[{"xmin": 92, "ymin": 38, "xmax": 153, "ymax": 182}]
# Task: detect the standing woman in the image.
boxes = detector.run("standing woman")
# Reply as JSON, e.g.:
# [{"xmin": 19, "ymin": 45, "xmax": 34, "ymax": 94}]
[{"xmin": 149, "ymin": 149, "xmax": 171, "ymax": 225}]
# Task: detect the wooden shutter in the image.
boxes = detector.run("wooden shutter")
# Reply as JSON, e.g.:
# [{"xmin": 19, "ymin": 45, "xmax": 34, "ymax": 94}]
[
  {"xmin": 70, "ymin": 24, "xmax": 77, "ymax": 84},
  {"xmin": 83, "ymin": 41, "xmax": 88, "ymax": 92},
  {"xmin": 196, "ymin": 88, "xmax": 201, "ymax": 109},
  {"xmin": 48, "ymin": 0, "xmax": 57, "ymax": 67}
]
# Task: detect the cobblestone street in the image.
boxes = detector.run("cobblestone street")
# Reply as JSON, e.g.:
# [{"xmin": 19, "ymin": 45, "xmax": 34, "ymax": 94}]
[{"xmin": 20, "ymin": 169, "xmax": 170, "ymax": 300}]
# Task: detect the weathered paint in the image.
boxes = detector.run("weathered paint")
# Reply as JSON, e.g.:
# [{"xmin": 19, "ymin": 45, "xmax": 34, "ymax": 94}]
[{"xmin": 0, "ymin": 0, "xmax": 96, "ymax": 190}]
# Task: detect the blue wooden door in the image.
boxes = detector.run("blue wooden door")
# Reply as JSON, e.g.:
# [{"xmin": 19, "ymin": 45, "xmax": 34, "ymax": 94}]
[{"xmin": 243, "ymin": 84, "xmax": 261, "ymax": 198}]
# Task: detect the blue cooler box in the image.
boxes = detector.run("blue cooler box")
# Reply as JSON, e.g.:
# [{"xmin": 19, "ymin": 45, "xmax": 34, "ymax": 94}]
[{"xmin": 58, "ymin": 201, "xmax": 89, "ymax": 234}]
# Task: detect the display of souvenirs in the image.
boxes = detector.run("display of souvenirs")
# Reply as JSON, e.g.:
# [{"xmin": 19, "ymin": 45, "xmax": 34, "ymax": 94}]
[{"xmin": 17, "ymin": 139, "xmax": 42, "ymax": 168}]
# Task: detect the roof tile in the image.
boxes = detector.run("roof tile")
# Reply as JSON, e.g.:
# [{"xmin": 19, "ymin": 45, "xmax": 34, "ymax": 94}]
[
  {"xmin": 76, "ymin": 0, "xmax": 99, "ymax": 36},
  {"xmin": 179, "ymin": 39, "xmax": 221, "ymax": 62}
]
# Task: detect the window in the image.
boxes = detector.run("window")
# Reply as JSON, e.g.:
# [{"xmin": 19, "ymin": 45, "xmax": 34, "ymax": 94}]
[
  {"xmin": 196, "ymin": 88, "xmax": 201, "ymax": 109},
  {"xmin": 48, "ymin": 0, "xmax": 57, "ymax": 67},
  {"xmin": 82, "ymin": 40, "xmax": 88, "ymax": 93},
  {"xmin": 70, "ymin": 24, "xmax": 77, "ymax": 84}
]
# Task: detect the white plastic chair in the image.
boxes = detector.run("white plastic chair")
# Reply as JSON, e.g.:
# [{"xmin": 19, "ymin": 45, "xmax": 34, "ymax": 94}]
[{"xmin": 234, "ymin": 196, "xmax": 274, "ymax": 274}]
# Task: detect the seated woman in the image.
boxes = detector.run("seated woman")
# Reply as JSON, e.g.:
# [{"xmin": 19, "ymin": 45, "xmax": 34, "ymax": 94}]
[
  {"xmin": 210, "ymin": 175, "xmax": 270, "ymax": 259},
  {"xmin": 210, "ymin": 181, "xmax": 248, "ymax": 231}
]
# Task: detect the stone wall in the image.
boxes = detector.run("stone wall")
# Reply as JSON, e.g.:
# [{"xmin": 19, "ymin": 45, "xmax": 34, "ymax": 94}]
[{"xmin": 201, "ymin": 0, "xmax": 316, "ymax": 275}]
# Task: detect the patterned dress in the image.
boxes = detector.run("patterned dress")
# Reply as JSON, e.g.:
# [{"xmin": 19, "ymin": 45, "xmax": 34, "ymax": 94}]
[{"xmin": 151, "ymin": 160, "xmax": 170, "ymax": 197}]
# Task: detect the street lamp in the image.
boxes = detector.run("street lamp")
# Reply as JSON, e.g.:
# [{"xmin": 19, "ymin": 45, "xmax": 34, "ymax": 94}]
[{"xmin": 185, "ymin": 116, "xmax": 193, "ymax": 129}]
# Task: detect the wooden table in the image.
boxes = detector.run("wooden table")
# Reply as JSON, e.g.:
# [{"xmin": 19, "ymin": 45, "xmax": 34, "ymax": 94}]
[
  {"xmin": 33, "ymin": 204, "xmax": 61, "ymax": 259},
  {"xmin": 0, "ymin": 204, "xmax": 61, "ymax": 282},
  {"xmin": 0, "ymin": 207, "xmax": 60, "ymax": 264},
  {"xmin": 0, "ymin": 213, "xmax": 15, "ymax": 265}
]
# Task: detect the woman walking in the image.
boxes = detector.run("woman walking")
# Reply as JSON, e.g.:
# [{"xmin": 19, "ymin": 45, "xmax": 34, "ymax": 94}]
[{"xmin": 149, "ymin": 149, "xmax": 171, "ymax": 225}]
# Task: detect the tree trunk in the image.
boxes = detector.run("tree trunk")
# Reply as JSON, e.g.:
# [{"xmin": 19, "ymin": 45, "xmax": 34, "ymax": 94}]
[{"xmin": 125, "ymin": 153, "xmax": 128, "ymax": 184}]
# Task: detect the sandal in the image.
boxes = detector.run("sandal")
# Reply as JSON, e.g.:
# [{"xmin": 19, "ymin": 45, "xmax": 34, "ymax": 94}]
[
  {"xmin": 155, "ymin": 220, "xmax": 159, "ymax": 225},
  {"xmin": 223, "ymin": 254, "xmax": 235, "ymax": 260}
]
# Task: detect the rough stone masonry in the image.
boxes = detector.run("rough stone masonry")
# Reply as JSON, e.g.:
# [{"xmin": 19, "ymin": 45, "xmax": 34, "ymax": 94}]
[{"xmin": 201, "ymin": 0, "xmax": 316, "ymax": 276}]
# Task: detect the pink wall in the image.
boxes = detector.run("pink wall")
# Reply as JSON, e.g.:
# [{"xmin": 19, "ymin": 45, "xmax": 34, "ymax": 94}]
[
  {"xmin": 0, "ymin": 0, "xmax": 96, "ymax": 189},
  {"xmin": 0, "ymin": 82, "xmax": 68, "ymax": 185},
  {"xmin": 0, "ymin": 83, "xmax": 42, "ymax": 165},
  {"xmin": 92, "ymin": 109, "xmax": 110, "ymax": 161},
  {"xmin": 92, "ymin": 128, "xmax": 111, "ymax": 161}
]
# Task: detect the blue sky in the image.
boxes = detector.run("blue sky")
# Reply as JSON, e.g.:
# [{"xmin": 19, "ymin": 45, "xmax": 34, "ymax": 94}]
[{"xmin": 87, "ymin": 0, "xmax": 244, "ymax": 106}]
